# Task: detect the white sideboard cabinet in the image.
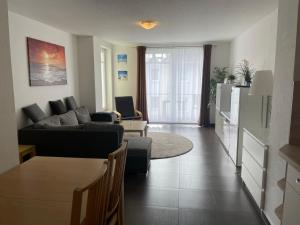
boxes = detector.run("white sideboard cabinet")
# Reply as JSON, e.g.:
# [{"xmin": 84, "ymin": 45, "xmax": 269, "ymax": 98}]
[
  {"xmin": 279, "ymin": 145, "xmax": 300, "ymax": 225},
  {"xmin": 215, "ymin": 85, "xmax": 264, "ymax": 166},
  {"xmin": 241, "ymin": 128, "xmax": 269, "ymax": 209}
]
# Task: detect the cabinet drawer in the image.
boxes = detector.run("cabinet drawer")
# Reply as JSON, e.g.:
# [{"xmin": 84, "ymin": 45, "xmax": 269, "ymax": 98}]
[
  {"xmin": 282, "ymin": 183, "xmax": 300, "ymax": 225},
  {"xmin": 242, "ymin": 149, "xmax": 265, "ymax": 189},
  {"xmin": 243, "ymin": 132, "xmax": 266, "ymax": 167},
  {"xmin": 241, "ymin": 164, "xmax": 264, "ymax": 208},
  {"xmin": 287, "ymin": 165, "xmax": 300, "ymax": 195}
]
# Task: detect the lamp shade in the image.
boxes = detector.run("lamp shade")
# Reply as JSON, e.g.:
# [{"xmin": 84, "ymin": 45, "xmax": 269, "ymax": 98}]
[
  {"xmin": 138, "ymin": 20, "xmax": 158, "ymax": 30},
  {"xmin": 249, "ymin": 70, "xmax": 273, "ymax": 96}
]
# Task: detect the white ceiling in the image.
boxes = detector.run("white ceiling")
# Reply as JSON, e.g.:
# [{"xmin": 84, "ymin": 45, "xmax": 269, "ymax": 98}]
[{"xmin": 7, "ymin": 0, "xmax": 278, "ymax": 45}]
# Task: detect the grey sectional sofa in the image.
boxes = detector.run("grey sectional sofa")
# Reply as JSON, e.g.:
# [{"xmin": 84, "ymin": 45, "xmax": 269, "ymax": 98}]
[{"xmin": 18, "ymin": 97, "xmax": 152, "ymax": 174}]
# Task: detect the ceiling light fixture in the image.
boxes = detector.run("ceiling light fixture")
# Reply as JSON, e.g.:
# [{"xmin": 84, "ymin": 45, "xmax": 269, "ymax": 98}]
[{"xmin": 138, "ymin": 20, "xmax": 158, "ymax": 30}]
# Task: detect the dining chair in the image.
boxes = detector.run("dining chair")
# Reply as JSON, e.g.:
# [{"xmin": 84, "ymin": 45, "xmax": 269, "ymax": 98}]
[
  {"xmin": 106, "ymin": 142, "xmax": 128, "ymax": 225},
  {"xmin": 70, "ymin": 162, "xmax": 110, "ymax": 225}
]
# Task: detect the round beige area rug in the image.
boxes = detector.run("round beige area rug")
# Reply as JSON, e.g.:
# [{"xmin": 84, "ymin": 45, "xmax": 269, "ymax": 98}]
[{"xmin": 148, "ymin": 132, "xmax": 193, "ymax": 159}]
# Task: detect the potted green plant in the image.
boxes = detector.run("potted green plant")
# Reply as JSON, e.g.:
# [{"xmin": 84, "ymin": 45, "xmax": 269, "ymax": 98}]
[
  {"xmin": 235, "ymin": 59, "xmax": 255, "ymax": 86},
  {"xmin": 227, "ymin": 74, "xmax": 236, "ymax": 84},
  {"xmin": 209, "ymin": 67, "xmax": 228, "ymax": 104}
]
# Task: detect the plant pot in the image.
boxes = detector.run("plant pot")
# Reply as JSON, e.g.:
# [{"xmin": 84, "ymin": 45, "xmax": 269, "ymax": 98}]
[
  {"xmin": 244, "ymin": 81, "xmax": 251, "ymax": 87},
  {"xmin": 209, "ymin": 103, "xmax": 216, "ymax": 124}
]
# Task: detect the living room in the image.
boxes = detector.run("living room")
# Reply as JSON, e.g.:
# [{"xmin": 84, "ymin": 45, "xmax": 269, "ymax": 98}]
[{"xmin": 1, "ymin": 0, "xmax": 300, "ymax": 225}]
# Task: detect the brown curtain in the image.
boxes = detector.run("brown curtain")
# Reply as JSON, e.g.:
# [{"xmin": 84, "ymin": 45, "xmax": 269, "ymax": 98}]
[
  {"xmin": 136, "ymin": 46, "xmax": 149, "ymax": 122},
  {"xmin": 199, "ymin": 44, "xmax": 212, "ymax": 127}
]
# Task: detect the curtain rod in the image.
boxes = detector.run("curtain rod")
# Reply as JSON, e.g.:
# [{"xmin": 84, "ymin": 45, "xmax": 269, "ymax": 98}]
[{"xmin": 146, "ymin": 45, "xmax": 217, "ymax": 48}]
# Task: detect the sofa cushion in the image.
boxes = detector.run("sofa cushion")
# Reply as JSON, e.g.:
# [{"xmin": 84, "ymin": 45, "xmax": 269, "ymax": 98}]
[
  {"xmin": 65, "ymin": 96, "xmax": 78, "ymax": 111},
  {"xmin": 42, "ymin": 125, "xmax": 84, "ymax": 130},
  {"xmin": 59, "ymin": 111, "xmax": 79, "ymax": 125},
  {"xmin": 126, "ymin": 137, "xmax": 152, "ymax": 174},
  {"xmin": 49, "ymin": 100, "xmax": 67, "ymax": 115},
  {"xmin": 84, "ymin": 122, "xmax": 124, "ymax": 144},
  {"xmin": 75, "ymin": 106, "xmax": 91, "ymax": 124},
  {"xmin": 22, "ymin": 104, "xmax": 47, "ymax": 122},
  {"xmin": 33, "ymin": 115, "xmax": 61, "ymax": 128},
  {"xmin": 127, "ymin": 137, "xmax": 152, "ymax": 157},
  {"xmin": 84, "ymin": 122, "xmax": 122, "ymax": 131}
]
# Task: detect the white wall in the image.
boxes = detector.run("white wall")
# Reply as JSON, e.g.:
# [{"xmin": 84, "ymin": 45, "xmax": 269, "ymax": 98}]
[
  {"xmin": 211, "ymin": 42, "xmax": 231, "ymax": 73},
  {"xmin": 229, "ymin": 6, "xmax": 300, "ymax": 225},
  {"xmin": 113, "ymin": 45, "xmax": 138, "ymax": 106},
  {"xmin": 94, "ymin": 38, "xmax": 103, "ymax": 112},
  {"xmin": 265, "ymin": 1, "xmax": 299, "ymax": 225},
  {"xmin": 93, "ymin": 38, "xmax": 114, "ymax": 112},
  {"xmin": 8, "ymin": 12, "xmax": 80, "ymax": 128},
  {"xmin": 98, "ymin": 40, "xmax": 114, "ymax": 111},
  {"xmin": 229, "ymin": 9, "xmax": 282, "ymax": 225},
  {"xmin": 77, "ymin": 36, "xmax": 96, "ymax": 112},
  {"xmin": 77, "ymin": 36, "xmax": 113, "ymax": 112},
  {"xmin": 104, "ymin": 46, "xmax": 114, "ymax": 111},
  {"xmin": 230, "ymin": 10, "xmax": 278, "ymax": 75},
  {"xmin": 0, "ymin": 0, "xmax": 19, "ymax": 174}
]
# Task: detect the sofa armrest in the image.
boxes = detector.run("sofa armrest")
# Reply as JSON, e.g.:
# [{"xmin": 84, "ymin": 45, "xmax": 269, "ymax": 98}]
[
  {"xmin": 91, "ymin": 112, "xmax": 114, "ymax": 122},
  {"xmin": 135, "ymin": 110, "xmax": 143, "ymax": 119},
  {"xmin": 113, "ymin": 111, "xmax": 122, "ymax": 121}
]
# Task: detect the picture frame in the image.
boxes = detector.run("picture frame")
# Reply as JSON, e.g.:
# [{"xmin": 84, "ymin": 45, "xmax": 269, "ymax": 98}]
[
  {"xmin": 118, "ymin": 70, "xmax": 128, "ymax": 80},
  {"xmin": 27, "ymin": 37, "xmax": 67, "ymax": 86},
  {"xmin": 117, "ymin": 54, "xmax": 127, "ymax": 63}
]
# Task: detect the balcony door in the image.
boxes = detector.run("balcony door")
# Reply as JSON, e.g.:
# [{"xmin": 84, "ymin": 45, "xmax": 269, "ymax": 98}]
[{"xmin": 146, "ymin": 47, "xmax": 204, "ymax": 123}]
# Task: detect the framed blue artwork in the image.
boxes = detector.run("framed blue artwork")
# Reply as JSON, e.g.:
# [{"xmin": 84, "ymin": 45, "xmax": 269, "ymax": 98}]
[
  {"xmin": 118, "ymin": 70, "xmax": 128, "ymax": 80},
  {"xmin": 117, "ymin": 54, "xmax": 127, "ymax": 63}
]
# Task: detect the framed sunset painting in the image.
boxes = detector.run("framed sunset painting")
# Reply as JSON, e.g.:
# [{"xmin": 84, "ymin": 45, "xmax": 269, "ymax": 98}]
[{"xmin": 27, "ymin": 37, "xmax": 67, "ymax": 86}]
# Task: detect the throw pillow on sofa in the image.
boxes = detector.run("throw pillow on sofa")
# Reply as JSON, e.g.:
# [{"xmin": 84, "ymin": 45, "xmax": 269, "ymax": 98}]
[
  {"xmin": 75, "ymin": 106, "xmax": 91, "ymax": 124},
  {"xmin": 65, "ymin": 96, "xmax": 78, "ymax": 111},
  {"xmin": 22, "ymin": 103, "xmax": 47, "ymax": 122},
  {"xmin": 33, "ymin": 115, "xmax": 61, "ymax": 128},
  {"xmin": 59, "ymin": 111, "xmax": 79, "ymax": 125},
  {"xmin": 49, "ymin": 100, "xmax": 67, "ymax": 115}
]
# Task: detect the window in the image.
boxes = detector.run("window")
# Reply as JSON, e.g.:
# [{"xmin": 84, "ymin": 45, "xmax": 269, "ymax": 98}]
[
  {"xmin": 146, "ymin": 47, "xmax": 204, "ymax": 123},
  {"xmin": 100, "ymin": 48, "xmax": 107, "ymax": 109}
]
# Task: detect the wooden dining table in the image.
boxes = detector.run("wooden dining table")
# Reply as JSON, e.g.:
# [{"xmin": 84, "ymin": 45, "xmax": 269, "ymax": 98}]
[{"xmin": 0, "ymin": 156, "xmax": 107, "ymax": 225}]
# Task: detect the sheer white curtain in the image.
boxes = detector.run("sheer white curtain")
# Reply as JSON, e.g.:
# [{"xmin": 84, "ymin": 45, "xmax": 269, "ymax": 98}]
[{"xmin": 146, "ymin": 47, "xmax": 204, "ymax": 123}]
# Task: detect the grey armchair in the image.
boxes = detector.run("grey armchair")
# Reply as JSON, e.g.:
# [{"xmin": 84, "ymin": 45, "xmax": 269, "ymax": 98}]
[{"xmin": 114, "ymin": 96, "xmax": 143, "ymax": 120}]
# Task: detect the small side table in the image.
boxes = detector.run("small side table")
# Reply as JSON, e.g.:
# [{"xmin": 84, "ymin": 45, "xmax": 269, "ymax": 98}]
[{"xmin": 19, "ymin": 145, "xmax": 36, "ymax": 163}]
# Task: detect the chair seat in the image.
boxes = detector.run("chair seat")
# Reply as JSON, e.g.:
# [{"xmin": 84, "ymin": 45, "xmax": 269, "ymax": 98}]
[{"xmin": 122, "ymin": 116, "xmax": 142, "ymax": 120}]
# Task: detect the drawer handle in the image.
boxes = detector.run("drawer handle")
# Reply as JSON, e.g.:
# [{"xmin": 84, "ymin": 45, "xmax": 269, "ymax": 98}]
[{"xmin": 297, "ymin": 178, "xmax": 300, "ymax": 184}]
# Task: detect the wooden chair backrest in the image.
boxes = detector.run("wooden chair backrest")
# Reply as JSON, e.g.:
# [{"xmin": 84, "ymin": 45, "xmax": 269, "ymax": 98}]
[
  {"xmin": 107, "ymin": 142, "xmax": 128, "ymax": 219},
  {"xmin": 70, "ymin": 161, "xmax": 110, "ymax": 225}
]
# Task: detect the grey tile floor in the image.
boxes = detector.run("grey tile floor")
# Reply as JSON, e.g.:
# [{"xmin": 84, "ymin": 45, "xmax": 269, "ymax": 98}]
[{"xmin": 124, "ymin": 124, "xmax": 264, "ymax": 225}]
